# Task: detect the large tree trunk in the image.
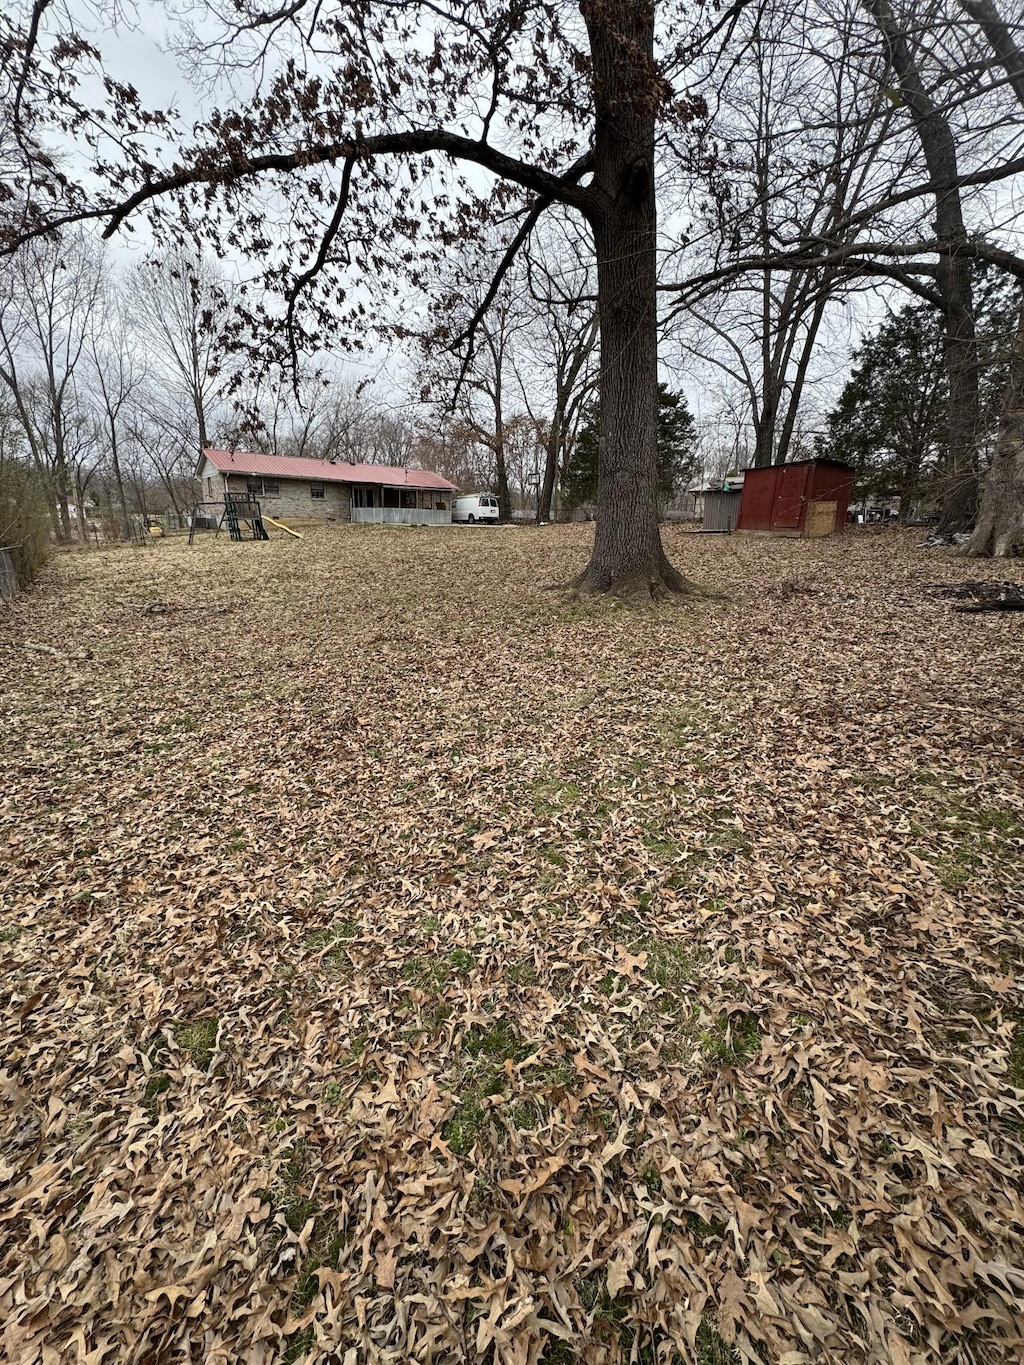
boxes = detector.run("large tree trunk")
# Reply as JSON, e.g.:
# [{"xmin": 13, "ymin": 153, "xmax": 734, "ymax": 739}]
[
  {"xmin": 867, "ymin": 0, "xmax": 980, "ymax": 533},
  {"xmin": 73, "ymin": 469, "xmax": 90, "ymax": 544},
  {"xmin": 962, "ymin": 295, "xmax": 1024, "ymax": 556},
  {"xmin": 493, "ymin": 436, "xmax": 511, "ymax": 523},
  {"xmin": 572, "ymin": 0, "xmax": 692, "ymax": 597},
  {"xmin": 753, "ymin": 387, "xmax": 779, "ymax": 468},
  {"xmin": 938, "ymin": 255, "xmax": 980, "ymax": 530},
  {"xmin": 538, "ymin": 421, "xmax": 558, "ymax": 523},
  {"xmin": 109, "ymin": 431, "xmax": 132, "ymax": 540},
  {"xmin": 52, "ymin": 436, "xmax": 73, "ymax": 543}
]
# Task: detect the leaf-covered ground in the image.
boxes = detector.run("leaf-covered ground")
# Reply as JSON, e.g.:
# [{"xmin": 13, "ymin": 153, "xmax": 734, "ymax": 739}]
[{"xmin": 2, "ymin": 524, "xmax": 1023, "ymax": 1365}]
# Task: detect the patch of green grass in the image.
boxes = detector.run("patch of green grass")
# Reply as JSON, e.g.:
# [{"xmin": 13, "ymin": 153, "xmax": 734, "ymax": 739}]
[
  {"xmin": 448, "ymin": 946, "xmax": 475, "ymax": 975},
  {"xmin": 506, "ymin": 961, "xmax": 538, "ymax": 987},
  {"xmin": 443, "ymin": 1020, "xmax": 540, "ymax": 1155},
  {"xmin": 929, "ymin": 847, "xmax": 982, "ymax": 890},
  {"xmin": 658, "ymin": 704, "xmax": 716, "ymax": 748},
  {"xmin": 400, "ymin": 954, "xmax": 452, "ymax": 992},
  {"xmin": 1, "ymin": 924, "xmax": 23, "ymax": 943},
  {"xmin": 463, "ymin": 1017, "xmax": 532, "ymax": 1063},
  {"xmin": 850, "ymin": 772, "xmax": 896, "ymax": 791},
  {"xmin": 174, "ymin": 1017, "xmax": 218, "ymax": 1070},
  {"xmin": 227, "ymin": 915, "xmax": 266, "ymax": 942},
  {"xmin": 696, "ymin": 1316, "xmax": 739, "ymax": 1364},
  {"xmin": 943, "ymin": 799, "xmax": 1024, "ymax": 839},
  {"xmin": 797, "ymin": 1200, "xmax": 853, "ymax": 1233},
  {"xmin": 645, "ymin": 939, "xmax": 694, "ymax": 995},
  {"xmin": 642, "ymin": 835, "xmax": 683, "ymax": 860},
  {"xmin": 281, "ymin": 1325, "xmax": 315, "ymax": 1363},
  {"xmin": 910, "ymin": 769, "xmax": 946, "ymax": 790},
  {"xmin": 142, "ymin": 739, "xmax": 176, "ymax": 755},
  {"xmin": 292, "ymin": 1218, "xmax": 347, "ymax": 1312},
  {"xmin": 420, "ymin": 913, "xmax": 440, "ymax": 935},
  {"xmin": 399, "ymin": 998, "xmax": 453, "ymax": 1040},
  {"xmin": 572, "ymin": 1279, "xmax": 648, "ymax": 1356},
  {"xmin": 442, "ymin": 1094, "xmax": 490, "ymax": 1156},
  {"xmin": 576, "ymin": 1274, "xmax": 602, "ymax": 1311},
  {"xmin": 641, "ymin": 1163, "xmax": 662, "ymax": 1196},
  {"xmin": 705, "ymin": 824, "xmax": 752, "ymax": 856},
  {"xmin": 538, "ymin": 845, "xmax": 567, "ymax": 868},
  {"xmin": 687, "ymin": 1211, "xmax": 727, "ymax": 1245},
  {"xmin": 511, "ymin": 1099, "xmax": 540, "ymax": 1129},
  {"xmin": 533, "ymin": 780, "xmax": 582, "ymax": 815},
  {"xmin": 304, "ymin": 920, "xmax": 359, "ymax": 952},
  {"xmin": 525, "ymin": 1058, "xmax": 577, "ymax": 1096},
  {"xmin": 144, "ymin": 1071, "xmax": 172, "ymax": 1104},
  {"xmin": 539, "ymin": 1340, "xmax": 577, "ymax": 1364},
  {"xmin": 700, "ymin": 1013, "xmax": 761, "ymax": 1067},
  {"xmin": 344, "ymin": 1030, "xmax": 369, "ymax": 1064}
]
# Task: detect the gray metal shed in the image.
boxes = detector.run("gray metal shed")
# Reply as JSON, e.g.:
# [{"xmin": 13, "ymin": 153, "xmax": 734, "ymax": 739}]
[{"xmin": 702, "ymin": 490, "xmax": 742, "ymax": 533}]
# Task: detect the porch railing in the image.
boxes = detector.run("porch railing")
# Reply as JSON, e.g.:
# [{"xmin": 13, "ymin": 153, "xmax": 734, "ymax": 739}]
[{"xmin": 351, "ymin": 507, "xmax": 451, "ymax": 525}]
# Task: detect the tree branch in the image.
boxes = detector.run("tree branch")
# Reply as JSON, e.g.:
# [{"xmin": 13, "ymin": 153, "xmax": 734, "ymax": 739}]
[
  {"xmin": 283, "ymin": 155, "xmax": 356, "ymax": 383},
  {"xmin": 450, "ymin": 196, "xmax": 551, "ymax": 399},
  {"xmin": 660, "ymin": 235, "xmax": 1024, "ymax": 307},
  {"xmin": 2, "ymin": 133, "xmax": 595, "ymax": 255}
]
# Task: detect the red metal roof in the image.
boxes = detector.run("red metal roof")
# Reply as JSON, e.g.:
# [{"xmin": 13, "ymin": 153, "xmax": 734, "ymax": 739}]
[{"xmin": 200, "ymin": 448, "xmax": 457, "ymax": 491}]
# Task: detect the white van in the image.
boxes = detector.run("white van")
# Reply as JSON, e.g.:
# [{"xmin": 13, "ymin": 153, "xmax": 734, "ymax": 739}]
[{"xmin": 451, "ymin": 494, "xmax": 500, "ymax": 524}]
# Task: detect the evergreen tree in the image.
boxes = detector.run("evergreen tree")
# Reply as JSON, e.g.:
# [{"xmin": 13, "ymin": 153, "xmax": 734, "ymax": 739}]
[
  {"xmin": 563, "ymin": 384, "xmax": 696, "ymax": 512},
  {"xmin": 817, "ymin": 304, "xmax": 948, "ymax": 519},
  {"xmin": 818, "ymin": 268, "xmax": 1016, "ymax": 519}
]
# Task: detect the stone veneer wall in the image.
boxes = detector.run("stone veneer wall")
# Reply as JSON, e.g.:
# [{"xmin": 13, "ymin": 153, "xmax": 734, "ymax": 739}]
[{"xmin": 224, "ymin": 474, "xmax": 351, "ymax": 521}]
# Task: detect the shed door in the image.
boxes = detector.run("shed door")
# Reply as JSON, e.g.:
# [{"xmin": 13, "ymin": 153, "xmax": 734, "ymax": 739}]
[{"xmin": 771, "ymin": 466, "xmax": 806, "ymax": 529}]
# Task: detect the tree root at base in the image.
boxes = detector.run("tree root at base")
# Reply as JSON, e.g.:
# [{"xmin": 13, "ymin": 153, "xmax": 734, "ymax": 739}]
[{"xmin": 560, "ymin": 565, "xmax": 703, "ymax": 602}]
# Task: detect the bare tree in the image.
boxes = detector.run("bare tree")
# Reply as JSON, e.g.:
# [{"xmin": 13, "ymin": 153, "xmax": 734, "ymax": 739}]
[
  {"xmin": 87, "ymin": 283, "xmax": 143, "ymax": 539},
  {"xmin": 126, "ymin": 245, "xmax": 233, "ymax": 467},
  {"xmin": 668, "ymin": 0, "xmax": 917, "ymax": 473},
  {"xmin": 0, "ymin": 232, "xmax": 103, "ymax": 542},
  {"xmin": 518, "ymin": 218, "xmax": 599, "ymax": 522},
  {"xmin": 862, "ymin": 0, "xmax": 980, "ymax": 531},
  {"xmin": 421, "ymin": 278, "xmax": 527, "ymax": 521}
]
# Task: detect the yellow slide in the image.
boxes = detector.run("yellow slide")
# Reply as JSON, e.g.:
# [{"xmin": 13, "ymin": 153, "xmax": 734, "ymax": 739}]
[{"xmin": 262, "ymin": 516, "xmax": 303, "ymax": 540}]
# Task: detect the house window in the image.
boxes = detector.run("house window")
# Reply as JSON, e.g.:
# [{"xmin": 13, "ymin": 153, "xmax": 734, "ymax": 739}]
[
  {"xmin": 246, "ymin": 477, "xmax": 281, "ymax": 498},
  {"xmin": 400, "ymin": 489, "xmax": 417, "ymax": 509},
  {"xmin": 206, "ymin": 477, "xmax": 212, "ymax": 498},
  {"xmin": 310, "ymin": 480, "xmax": 325, "ymax": 500}
]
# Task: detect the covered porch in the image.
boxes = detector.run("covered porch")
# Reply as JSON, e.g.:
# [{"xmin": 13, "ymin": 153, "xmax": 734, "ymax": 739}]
[{"xmin": 349, "ymin": 483, "xmax": 451, "ymax": 526}]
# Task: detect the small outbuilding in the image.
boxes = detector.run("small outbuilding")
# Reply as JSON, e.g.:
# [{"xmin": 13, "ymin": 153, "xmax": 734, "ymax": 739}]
[
  {"xmin": 736, "ymin": 458, "xmax": 854, "ymax": 537},
  {"xmin": 701, "ymin": 488, "xmax": 743, "ymax": 533}
]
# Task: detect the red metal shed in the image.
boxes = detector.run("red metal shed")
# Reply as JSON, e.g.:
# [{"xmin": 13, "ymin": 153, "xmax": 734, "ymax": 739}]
[{"xmin": 736, "ymin": 458, "xmax": 854, "ymax": 537}]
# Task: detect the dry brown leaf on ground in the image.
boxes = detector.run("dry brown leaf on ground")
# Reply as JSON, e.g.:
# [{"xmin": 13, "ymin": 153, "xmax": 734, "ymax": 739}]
[{"xmin": 1, "ymin": 525, "xmax": 1023, "ymax": 1364}]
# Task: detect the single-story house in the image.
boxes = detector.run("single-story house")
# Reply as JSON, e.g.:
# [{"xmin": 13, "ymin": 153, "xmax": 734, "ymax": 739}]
[{"xmin": 195, "ymin": 449, "xmax": 458, "ymax": 525}]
